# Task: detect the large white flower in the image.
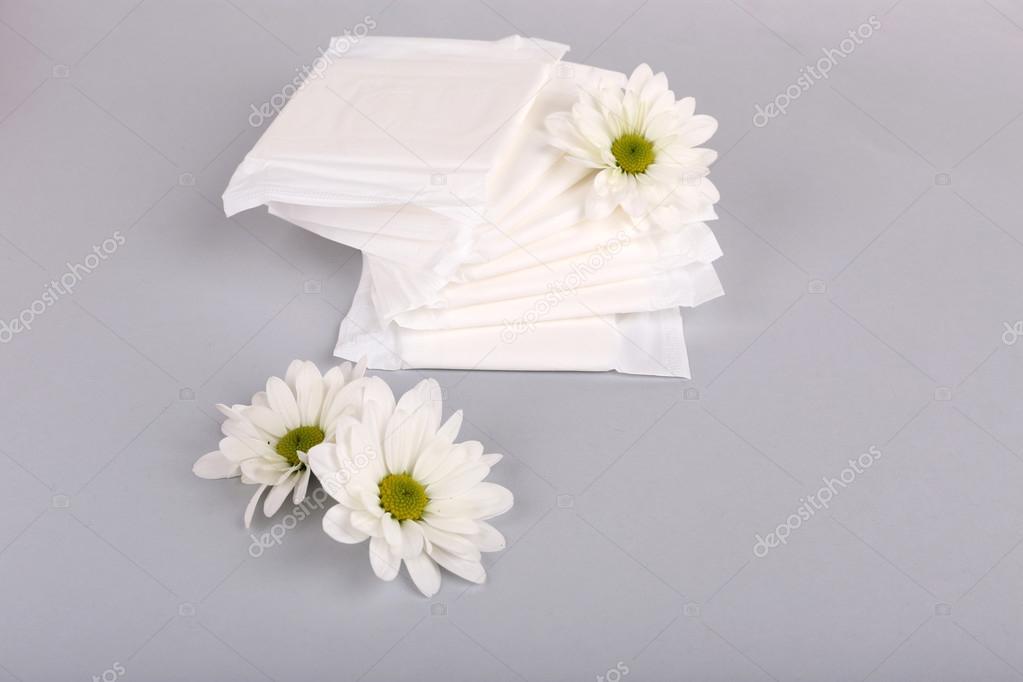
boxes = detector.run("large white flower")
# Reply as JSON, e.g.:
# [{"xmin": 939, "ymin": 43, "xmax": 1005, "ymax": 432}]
[
  {"xmin": 545, "ymin": 63, "xmax": 719, "ymax": 228},
  {"xmin": 309, "ymin": 378, "xmax": 512, "ymax": 597},
  {"xmin": 193, "ymin": 359, "xmax": 375, "ymax": 527}
]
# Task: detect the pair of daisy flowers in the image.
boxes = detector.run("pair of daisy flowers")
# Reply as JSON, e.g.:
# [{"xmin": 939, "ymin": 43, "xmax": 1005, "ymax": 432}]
[{"xmin": 194, "ymin": 360, "xmax": 513, "ymax": 597}]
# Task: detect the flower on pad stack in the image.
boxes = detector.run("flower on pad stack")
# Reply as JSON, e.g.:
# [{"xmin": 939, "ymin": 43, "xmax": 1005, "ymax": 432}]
[{"xmin": 545, "ymin": 63, "xmax": 719, "ymax": 229}]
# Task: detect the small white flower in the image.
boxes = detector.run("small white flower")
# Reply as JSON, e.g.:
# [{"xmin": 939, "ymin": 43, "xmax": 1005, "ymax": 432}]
[
  {"xmin": 193, "ymin": 359, "xmax": 376, "ymax": 527},
  {"xmin": 309, "ymin": 378, "xmax": 512, "ymax": 597},
  {"xmin": 545, "ymin": 63, "xmax": 719, "ymax": 228}
]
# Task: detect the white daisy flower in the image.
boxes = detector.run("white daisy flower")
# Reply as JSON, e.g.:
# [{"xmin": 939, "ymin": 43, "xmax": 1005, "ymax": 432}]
[
  {"xmin": 545, "ymin": 63, "xmax": 719, "ymax": 228},
  {"xmin": 309, "ymin": 378, "xmax": 512, "ymax": 597},
  {"xmin": 193, "ymin": 358, "xmax": 375, "ymax": 527}
]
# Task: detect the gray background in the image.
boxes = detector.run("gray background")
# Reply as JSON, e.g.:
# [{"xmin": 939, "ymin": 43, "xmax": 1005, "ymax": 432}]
[{"xmin": 1, "ymin": 0, "xmax": 1022, "ymax": 680}]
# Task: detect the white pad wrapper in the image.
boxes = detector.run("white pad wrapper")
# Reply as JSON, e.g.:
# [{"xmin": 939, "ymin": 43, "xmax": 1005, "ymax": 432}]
[
  {"xmin": 223, "ymin": 35, "xmax": 569, "ymax": 217},
  {"xmin": 335, "ymin": 257, "xmax": 691, "ymax": 377}
]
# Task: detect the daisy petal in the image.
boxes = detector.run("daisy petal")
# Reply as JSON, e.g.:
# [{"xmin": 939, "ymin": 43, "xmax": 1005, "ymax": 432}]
[
  {"xmin": 400, "ymin": 521, "xmax": 426, "ymax": 559},
  {"xmin": 675, "ymin": 96, "xmax": 696, "ymax": 120},
  {"xmin": 221, "ymin": 419, "xmax": 260, "ymax": 444},
  {"xmin": 419, "ymin": 441, "xmax": 482, "ymax": 487},
  {"xmin": 361, "ymin": 377, "xmax": 397, "ymax": 419},
  {"xmin": 292, "ymin": 467, "xmax": 311, "ymax": 504},
  {"xmin": 700, "ymin": 177, "xmax": 721, "ymax": 203},
  {"xmin": 357, "ymin": 487, "xmax": 384, "ymax": 516},
  {"xmin": 266, "ymin": 377, "xmax": 301, "ymax": 432},
  {"xmin": 421, "ymin": 514, "xmax": 478, "ymax": 535},
  {"xmin": 350, "ymin": 420, "xmax": 387, "ymax": 485},
  {"xmin": 639, "ymin": 70, "xmax": 669, "ymax": 103},
  {"xmin": 351, "ymin": 509, "xmax": 383, "ymax": 536},
  {"xmin": 369, "ymin": 535, "xmax": 401, "ymax": 581},
  {"xmin": 426, "ymin": 462, "xmax": 490, "ymax": 499},
  {"xmin": 428, "ymin": 547, "xmax": 486, "ymax": 584},
  {"xmin": 220, "ymin": 436, "xmax": 262, "ymax": 463},
  {"xmin": 429, "ymin": 483, "xmax": 514, "ymax": 520},
  {"xmin": 320, "ymin": 382, "xmax": 363, "ymax": 433},
  {"xmin": 352, "ymin": 356, "xmax": 369, "ymax": 380},
  {"xmin": 322, "ymin": 365, "xmax": 345, "ymax": 395},
  {"xmin": 470, "ymin": 521, "xmax": 507, "ymax": 552},
  {"xmin": 677, "ymin": 114, "xmax": 718, "ymax": 147},
  {"xmin": 284, "ymin": 359, "xmax": 305, "ymax": 390},
  {"xmin": 401, "ymin": 378, "xmax": 443, "ymax": 429},
  {"xmin": 626, "ymin": 63, "xmax": 654, "ymax": 93},
  {"xmin": 470, "ymin": 483, "xmax": 515, "ymax": 520},
  {"xmin": 385, "ymin": 379, "xmax": 442, "ymax": 473},
  {"xmin": 323, "ymin": 505, "xmax": 369, "ymax": 544},
  {"xmin": 294, "ymin": 362, "xmax": 325, "ymax": 427},
  {"xmin": 405, "ymin": 553, "xmax": 441, "ymax": 597},
  {"xmin": 244, "ymin": 484, "xmax": 268, "ymax": 529},
  {"xmin": 192, "ymin": 451, "xmax": 240, "ymax": 479},
  {"xmin": 263, "ymin": 474, "xmax": 299, "ymax": 517},
  {"xmin": 216, "ymin": 403, "xmax": 241, "ymax": 420},
  {"xmin": 243, "ymin": 406, "xmax": 288, "ymax": 440},
  {"xmin": 420, "ymin": 524, "xmax": 482, "ymax": 561},
  {"xmin": 643, "ymin": 108, "xmax": 678, "ymax": 141},
  {"xmin": 411, "ymin": 439, "xmax": 455, "ymax": 484},
  {"xmin": 308, "ymin": 442, "xmax": 340, "ymax": 492},
  {"xmin": 240, "ymin": 457, "xmax": 290, "ymax": 485},
  {"xmin": 435, "ymin": 410, "xmax": 463, "ymax": 444},
  {"xmin": 480, "ymin": 453, "xmax": 503, "ymax": 468},
  {"xmin": 382, "ymin": 514, "xmax": 403, "ymax": 553}
]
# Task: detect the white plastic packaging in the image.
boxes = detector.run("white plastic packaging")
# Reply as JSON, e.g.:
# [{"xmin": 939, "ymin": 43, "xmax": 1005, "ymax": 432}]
[
  {"xmin": 435, "ymin": 222, "xmax": 723, "ymax": 308},
  {"xmin": 223, "ymin": 35, "xmax": 569, "ymax": 217},
  {"xmin": 221, "ymin": 37, "xmax": 724, "ymax": 377},
  {"xmin": 335, "ymin": 256, "xmax": 691, "ymax": 377},
  {"xmin": 393, "ymin": 263, "xmax": 723, "ymax": 330}
]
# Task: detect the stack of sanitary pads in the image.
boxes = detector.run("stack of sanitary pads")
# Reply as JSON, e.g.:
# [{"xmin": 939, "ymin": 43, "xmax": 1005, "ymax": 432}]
[{"xmin": 223, "ymin": 35, "xmax": 722, "ymax": 377}]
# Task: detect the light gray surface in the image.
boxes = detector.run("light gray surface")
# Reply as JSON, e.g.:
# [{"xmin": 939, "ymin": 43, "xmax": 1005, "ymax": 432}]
[{"xmin": 1, "ymin": 0, "xmax": 1022, "ymax": 680}]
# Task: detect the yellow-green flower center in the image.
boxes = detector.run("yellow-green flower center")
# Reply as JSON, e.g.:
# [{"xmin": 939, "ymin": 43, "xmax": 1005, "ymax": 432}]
[
  {"xmin": 611, "ymin": 133, "xmax": 656, "ymax": 174},
  {"xmin": 378, "ymin": 473, "xmax": 429, "ymax": 521},
  {"xmin": 275, "ymin": 425, "xmax": 324, "ymax": 467}
]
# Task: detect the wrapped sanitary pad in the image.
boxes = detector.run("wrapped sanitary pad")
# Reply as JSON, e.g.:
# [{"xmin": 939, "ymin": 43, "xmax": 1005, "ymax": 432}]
[{"xmin": 335, "ymin": 257, "xmax": 691, "ymax": 377}]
